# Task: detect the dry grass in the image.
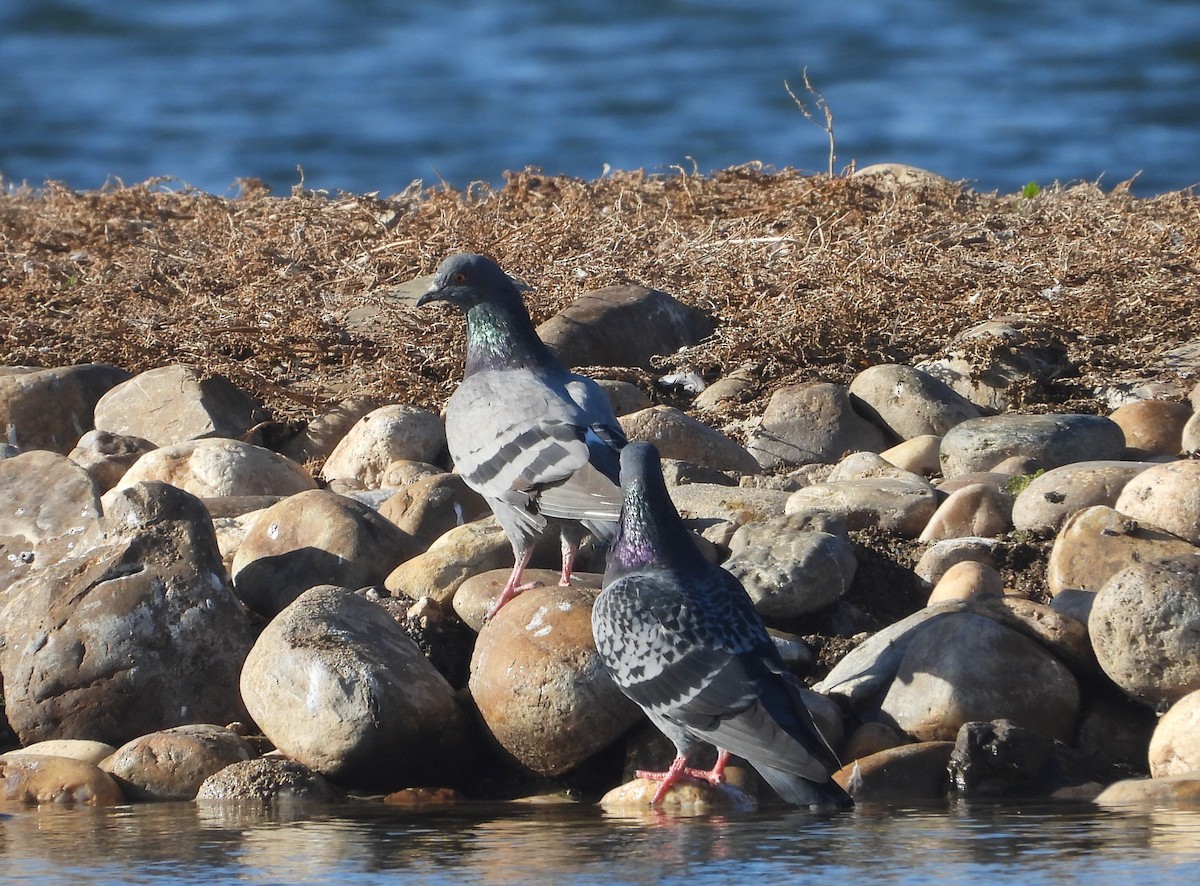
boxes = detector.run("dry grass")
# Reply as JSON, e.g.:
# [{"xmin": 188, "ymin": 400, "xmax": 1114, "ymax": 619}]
[{"xmin": 1, "ymin": 168, "xmax": 1198, "ymax": 429}]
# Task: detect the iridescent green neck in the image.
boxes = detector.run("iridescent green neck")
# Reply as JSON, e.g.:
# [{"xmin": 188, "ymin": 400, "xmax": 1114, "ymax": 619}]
[{"xmin": 463, "ymin": 300, "xmax": 557, "ymax": 375}]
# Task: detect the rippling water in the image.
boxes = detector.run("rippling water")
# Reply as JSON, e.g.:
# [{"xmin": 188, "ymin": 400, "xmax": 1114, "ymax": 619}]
[
  {"xmin": 2, "ymin": 0, "xmax": 1199, "ymax": 196},
  {"xmin": 2, "ymin": 800, "xmax": 1199, "ymax": 884}
]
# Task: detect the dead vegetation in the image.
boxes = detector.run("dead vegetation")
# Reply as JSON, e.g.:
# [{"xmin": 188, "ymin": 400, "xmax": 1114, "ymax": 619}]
[{"xmin": 1, "ymin": 167, "xmax": 1198, "ymax": 430}]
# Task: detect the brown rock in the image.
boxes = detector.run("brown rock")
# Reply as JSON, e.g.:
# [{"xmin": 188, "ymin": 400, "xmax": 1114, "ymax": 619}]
[
  {"xmin": 321, "ymin": 404, "xmax": 446, "ymax": 488},
  {"xmin": 1094, "ymin": 773, "xmax": 1200, "ymax": 809},
  {"xmin": 1149, "ymin": 689, "xmax": 1200, "ymax": 778},
  {"xmin": 598, "ymin": 777, "xmax": 756, "ymax": 814},
  {"xmin": 0, "ymin": 363, "xmax": 131, "ymax": 454},
  {"xmin": 378, "ymin": 472, "xmax": 490, "ymax": 544},
  {"xmin": 927, "ymin": 560, "xmax": 1005, "ymax": 604},
  {"xmin": 1115, "ymin": 460, "xmax": 1200, "ymax": 546},
  {"xmin": 620, "ymin": 406, "xmax": 760, "ymax": 474},
  {"xmin": 195, "ymin": 757, "xmax": 339, "ymax": 803},
  {"xmin": 745, "ymin": 382, "xmax": 888, "ymax": 470},
  {"xmin": 101, "ymin": 724, "xmax": 256, "ymax": 800},
  {"xmin": 385, "ymin": 517, "xmax": 512, "ymax": 603},
  {"xmin": 0, "ymin": 755, "xmax": 125, "ymax": 806},
  {"xmin": 833, "ymin": 741, "xmax": 954, "ymax": 802},
  {"xmin": 114, "ymin": 438, "xmax": 317, "ymax": 498},
  {"xmin": 918, "ymin": 482, "xmax": 1011, "ymax": 542},
  {"xmin": 1109, "ymin": 399, "xmax": 1192, "ymax": 457}
]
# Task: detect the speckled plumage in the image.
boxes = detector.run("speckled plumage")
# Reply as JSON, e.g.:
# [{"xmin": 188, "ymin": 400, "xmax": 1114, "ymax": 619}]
[
  {"xmin": 419, "ymin": 253, "xmax": 625, "ymax": 617},
  {"xmin": 593, "ymin": 442, "xmax": 852, "ymax": 807}
]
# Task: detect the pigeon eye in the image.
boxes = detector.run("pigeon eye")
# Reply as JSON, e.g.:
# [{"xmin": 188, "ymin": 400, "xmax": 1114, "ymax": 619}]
[{"xmin": 453, "ymin": 272, "xmax": 467, "ymax": 283}]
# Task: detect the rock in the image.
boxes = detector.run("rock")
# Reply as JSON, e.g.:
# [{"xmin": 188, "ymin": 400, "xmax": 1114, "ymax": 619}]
[
  {"xmin": 0, "ymin": 450, "xmax": 102, "ymax": 594},
  {"xmin": 1183, "ymin": 411, "xmax": 1200, "ymax": 454},
  {"xmin": 93, "ymin": 364, "xmax": 265, "ymax": 446},
  {"xmin": 1047, "ymin": 505, "xmax": 1198, "ymax": 596},
  {"xmin": 1115, "ymin": 460, "xmax": 1200, "ymax": 546},
  {"xmin": 785, "ymin": 477, "xmax": 939, "ymax": 537},
  {"xmin": 745, "ymin": 382, "xmax": 888, "ymax": 469},
  {"xmin": 879, "ymin": 611, "xmax": 1079, "ymax": 742},
  {"xmin": 918, "ymin": 316, "xmax": 1072, "ymax": 412},
  {"xmin": 848, "ymin": 363, "xmax": 980, "ymax": 439},
  {"xmin": 453, "ymin": 568, "xmax": 603, "ymax": 633},
  {"xmin": 0, "ymin": 363, "xmax": 130, "ymax": 453},
  {"xmin": 667, "ymin": 484, "xmax": 790, "ymax": 536},
  {"xmin": 1049, "ymin": 588, "xmax": 1096, "ymax": 625},
  {"xmin": 620, "ymin": 406, "xmax": 759, "ymax": 474},
  {"xmin": 0, "ymin": 481, "xmax": 255, "ymax": 746},
  {"xmin": 278, "ymin": 397, "xmax": 377, "ymax": 465},
  {"xmin": 1, "ymin": 739, "xmax": 115, "ymax": 765},
  {"xmin": 694, "ymin": 363, "xmax": 757, "ymax": 413},
  {"xmin": 231, "ymin": 489, "xmax": 422, "ymax": 618},
  {"xmin": 1094, "ymin": 773, "xmax": 1200, "ymax": 809},
  {"xmin": 939, "ymin": 414, "xmax": 1125, "ymax": 477},
  {"xmin": 827, "ymin": 451, "xmax": 926, "ymax": 483},
  {"xmin": 67, "ymin": 429, "xmax": 157, "ymax": 493},
  {"xmin": 841, "ymin": 722, "xmax": 911, "ymax": 761},
  {"xmin": 1011, "ymin": 461, "xmax": 1156, "ymax": 535},
  {"xmin": 195, "ymin": 757, "xmax": 339, "ymax": 804},
  {"xmin": 1074, "ymin": 689, "xmax": 1160, "ymax": 770},
  {"xmin": 833, "ymin": 742, "xmax": 954, "ymax": 803},
  {"xmin": 378, "ymin": 472, "xmax": 490, "ymax": 544},
  {"xmin": 240, "ymin": 585, "xmax": 471, "ymax": 788},
  {"xmin": 0, "ymin": 755, "xmax": 125, "ymax": 806},
  {"xmin": 1149, "ymin": 690, "xmax": 1200, "ymax": 778},
  {"xmin": 320, "ymin": 405, "xmax": 446, "ymax": 488},
  {"xmin": 914, "ymin": 537, "xmax": 1000, "ymax": 587},
  {"xmin": 660, "ymin": 458, "xmax": 738, "ymax": 488},
  {"xmin": 468, "ymin": 584, "xmax": 641, "ymax": 776},
  {"xmin": 949, "ymin": 719, "xmax": 1120, "ymax": 799},
  {"xmin": 927, "ymin": 560, "xmax": 1005, "ymax": 604},
  {"xmin": 113, "ymin": 438, "xmax": 317, "ymax": 498},
  {"xmin": 594, "ymin": 379, "xmax": 651, "ymax": 416},
  {"xmin": 385, "ymin": 517, "xmax": 513, "ymax": 603},
  {"xmin": 100, "ymin": 724, "xmax": 256, "ymax": 800},
  {"xmin": 722, "ymin": 513, "xmax": 857, "ymax": 618},
  {"xmin": 879, "ymin": 435, "xmax": 942, "ymax": 476},
  {"xmin": 971, "ymin": 596, "xmax": 1095, "ymax": 676},
  {"xmin": 918, "ymin": 483, "xmax": 1011, "ymax": 542},
  {"xmin": 852, "ymin": 163, "xmax": 950, "ymax": 188},
  {"xmin": 536, "ymin": 285, "xmax": 714, "ymax": 370},
  {"xmin": 1108, "ymin": 399, "xmax": 1191, "ymax": 457},
  {"xmin": 1089, "ymin": 555, "xmax": 1200, "ymax": 706},
  {"xmin": 599, "ymin": 777, "xmax": 756, "ymax": 813}
]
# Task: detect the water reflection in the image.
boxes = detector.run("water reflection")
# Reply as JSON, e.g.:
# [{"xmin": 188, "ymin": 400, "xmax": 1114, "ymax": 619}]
[{"xmin": 0, "ymin": 800, "xmax": 1198, "ymax": 884}]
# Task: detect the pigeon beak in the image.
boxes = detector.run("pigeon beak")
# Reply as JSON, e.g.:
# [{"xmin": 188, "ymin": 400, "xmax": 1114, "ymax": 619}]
[{"xmin": 415, "ymin": 283, "xmax": 443, "ymax": 307}]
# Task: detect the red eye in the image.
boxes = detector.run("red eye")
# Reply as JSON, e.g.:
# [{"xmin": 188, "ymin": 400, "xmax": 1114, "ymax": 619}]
[{"xmin": 453, "ymin": 272, "xmax": 467, "ymax": 283}]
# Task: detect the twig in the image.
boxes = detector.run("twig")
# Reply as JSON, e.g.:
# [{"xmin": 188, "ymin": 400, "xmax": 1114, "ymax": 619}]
[{"xmin": 785, "ymin": 69, "xmax": 837, "ymax": 178}]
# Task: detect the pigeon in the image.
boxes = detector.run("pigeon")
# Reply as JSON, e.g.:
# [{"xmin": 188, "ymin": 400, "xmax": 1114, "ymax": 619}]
[
  {"xmin": 418, "ymin": 253, "xmax": 626, "ymax": 618},
  {"xmin": 592, "ymin": 442, "xmax": 852, "ymax": 808}
]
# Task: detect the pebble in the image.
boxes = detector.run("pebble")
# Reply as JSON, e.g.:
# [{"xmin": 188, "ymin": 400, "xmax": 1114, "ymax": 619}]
[
  {"xmin": 1148, "ymin": 689, "xmax": 1200, "ymax": 778},
  {"xmin": 939, "ymin": 413, "xmax": 1125, "ymax": 477},
  {"xmin": 1114, "ymin": 459, "xmax": 1200, "ymax": 545}
]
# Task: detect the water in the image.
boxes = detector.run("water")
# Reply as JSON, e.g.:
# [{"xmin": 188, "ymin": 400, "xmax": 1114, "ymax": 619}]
[
  {"xmin": 1, "ymin": 800, "xmax": 1199, "ymax": 884},
  {"xmin": 2, "ymin": 0, "xmax": 1199, "ymax": 197}
]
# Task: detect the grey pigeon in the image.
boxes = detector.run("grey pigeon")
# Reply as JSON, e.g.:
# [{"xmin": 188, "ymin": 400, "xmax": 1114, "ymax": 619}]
[
  {"xmin": 418, "ymin": 253, "xmax": 626, "ymax": 618},
  {"xmin": 593, "ymin": 442, "xmax": 852, "ymax": 808}
]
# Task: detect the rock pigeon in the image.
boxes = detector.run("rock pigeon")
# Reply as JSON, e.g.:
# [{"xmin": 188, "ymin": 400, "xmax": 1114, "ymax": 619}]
[
  {"xmin": 593, "ymin": 442, "xmax": 852, "ymax": 808},
  {"xmin": 418, "ymin": 253, "xmax": 626, "ymax": 618}
]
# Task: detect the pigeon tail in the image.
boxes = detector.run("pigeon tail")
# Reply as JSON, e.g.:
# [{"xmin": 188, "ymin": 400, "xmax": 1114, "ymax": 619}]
[{"xmin": 753, "ymin": 763, "xmax": 853, "ymax": 808}]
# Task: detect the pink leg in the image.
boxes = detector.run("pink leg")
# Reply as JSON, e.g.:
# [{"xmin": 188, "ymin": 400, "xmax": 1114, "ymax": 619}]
[
  {"xmin": 485, "ymin": 548, "xmax": 536, "ymax": 620},
  {"xmin": 558, "ymin": 535, "xmax": 579, "ymax": 587},
  {"xmin": 637, "ymin": 750, "xmax": 731, "ymax": 804}
]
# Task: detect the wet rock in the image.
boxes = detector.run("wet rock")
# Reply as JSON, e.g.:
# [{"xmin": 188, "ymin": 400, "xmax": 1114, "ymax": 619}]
[
  {"xmin": 1108, "ymin": 399, "xmax": 1191, "ymax": 457},
  {"xmin": 320, "ymin": 404, "xmax": 446, "ymax": 488},
  {"xmin": 0, "ymin": 755, "xmax": 125, "ymax": 806},
  {"xmin": 879, "ymin": 612, "xmax": 1079, "ymax": 742},
  {"xmin": 599, "ymin": 777, "xmax": 756, "ymax": 813},
  {"xmin": 723, "ymin": 513, "xmax": 857, "ymax": 618},
  {"xmin": 468, "ymin": 584, "xmax": 641, "ymax": 776},
  {"xmin": 1, "ymin": 739, "xmax": 115, "ymax": 765},
  {"xmin": 93, "ymin": 364, "xmax": 265, "ymax": 447},
  {"xmin": 0, "ymin": 363, "xmax": 130, "ymax": 453},
  {"xmin": 914, "ymin": 537, "xmax": 1000, "ymax": 587},
  {"xmin": 620, "ymin": 406, "xmax": 759, "ymax": 474},
  {"xmin": 745, "ymin": 382, "xmax": 887, "ymax": 470},
  {"xmin": 1089, "ymin": 555, "xmax": 1200, "ymax": 706},
  {"xmin": 537, "ymin": 285, "xmax": 714, "ymax": 370},
  {"xmin": 1046, "ymin": 505, "xmax": 1198, "ymax": 596},
  {"xmin": 848, "ymin": 363, "xmax": 980, "ymax": 439},
  {"xmin": 833, "ymin": 742, "xmax": 954, "ymax": 803},
  {"xmin": 278, "ymin": 397, "xmax": 377, "ymax": 465},
  {"xmin": 1094, "ymin": 773, "xmax": 1200, "ymax": 809},
  {"xmin": 101, "ymin": 724, "xmax": 256, "ymax": 800},
  {"xmin": 0, "ymin": 481, "xmax": 254, "ymax": 746},
  {"xmin": 939, "ymin": 414, "xmax": 1125, "ymax": 477},
  {"xmin": 67, "ymin": 429, "xmax": 157, "ymax": 493},
  {"xmin": 240, "ymin": 585, "xmax": 471, "ymax": 789},
  {"xmin": 453, "ymin": 568, "xmax": 603, "ymax": 633},
  {"xmin": 195, "ymin": 757, "xmax": 339, "ymax": 804},
  {"xmin": 385, "ymin": 517, "xmax": 512, "ymax": 604},
  {"xmin": 785, "ymin": 477, "xmax": 939, "ymax": 537},
  {"xmin": 231, "ymin": 489, "xmax": 422, "ymax": 618},
  {"xmin": 378, "ymin": 472, "xmax": 490, "ymax": 544},
  {"xmin": 1115, "ymin": 460, "xmax": 1200, "ymax": 545},
  {"xmin": 1011, "ymin": 461, "xmax": 1156, "ymax": 535},
  {"xmin": 927, "ymin": 560, "xmax": 1005, "ymax": 604},
  {"xmin": 918, "ymin": 482, "xmax": 1011, "ymax": 542},
  {"xmin": 879, "ymin": 435, "xmax": 942, "ymax": 477},
  {"xmin": 114, "ymin": 438, "xmax": 317, "ymax": 498},
  {"xmin": 1149, "ymin": 689, "xmax": 1200, "ymax": 778},
  {"xmin": 840, "ymin": 722, "xmax": 912, "ymax": 762}
]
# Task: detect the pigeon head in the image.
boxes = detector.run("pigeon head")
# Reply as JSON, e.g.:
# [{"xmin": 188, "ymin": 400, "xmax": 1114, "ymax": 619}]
[
  {"xmin": 608, "ymin": 442, "xmax": 702, "ymax": 575},
  {"xmin": 418, "ymin": 253, "xmax": 524, "ymax": 310}
]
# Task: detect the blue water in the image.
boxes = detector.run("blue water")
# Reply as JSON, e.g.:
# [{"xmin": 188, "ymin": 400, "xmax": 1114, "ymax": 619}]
[
  {"xmin": 1, "ymin": 800, "xmax": 1199, "ymax": 885},
  {"xmin": 1, "ymin": 0, "xmax": 1198, "ymax": 197}
]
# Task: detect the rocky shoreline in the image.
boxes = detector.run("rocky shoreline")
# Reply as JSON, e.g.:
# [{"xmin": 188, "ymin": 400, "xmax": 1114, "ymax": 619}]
[{"xmin": 1, "ymin": 168, "xmax": 1199, "ymax": 813}]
